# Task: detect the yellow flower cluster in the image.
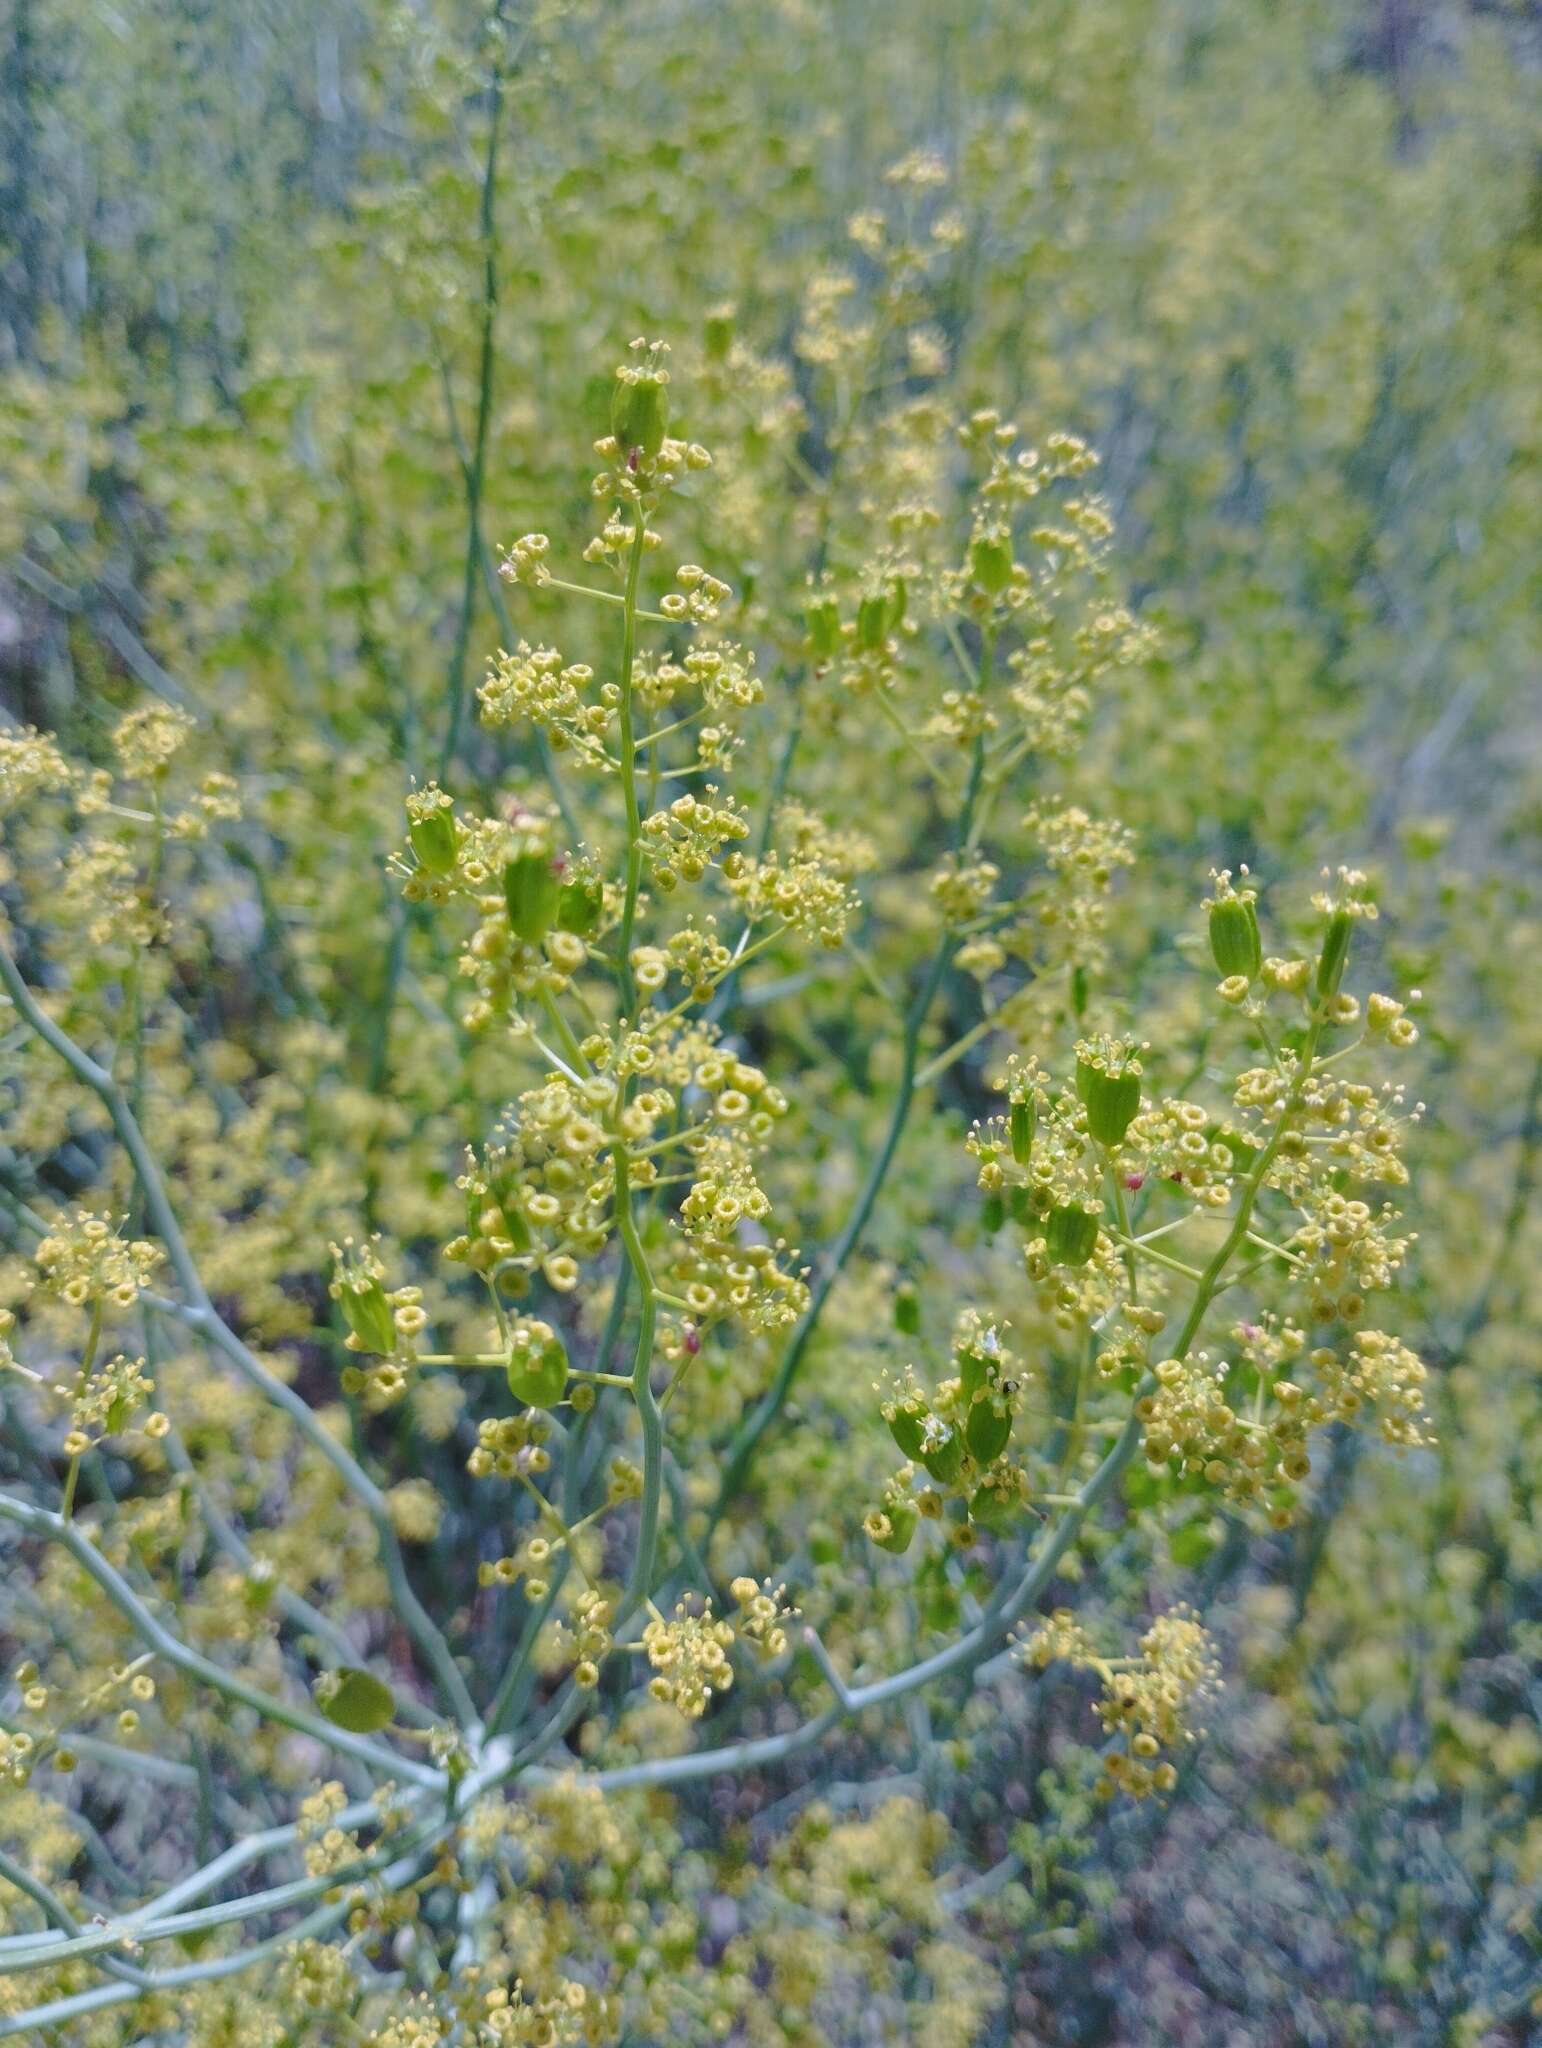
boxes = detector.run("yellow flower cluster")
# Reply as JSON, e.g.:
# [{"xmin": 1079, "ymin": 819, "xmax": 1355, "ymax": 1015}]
[
  {"xmin": 479, "ymin": 642, "xmax": 611, "ymax": 767},
  {"xmin": 32, "ymin": 1212, "xmax": 162, "ymax": 1310},
  {"xmin": 0, "ymin": 725, "xmax": 73, "ymax": 812},
  {"xmin": 1021, "ymin": 1606, "xmax": 1219, "ymax": 1800},
  {"xmin": 642, "ymin": 1599, "xmax": 736, "ymax": 1718},
  {"xmin": 722, "ymin": 844, "xmax": 861, "ymax": 947}
]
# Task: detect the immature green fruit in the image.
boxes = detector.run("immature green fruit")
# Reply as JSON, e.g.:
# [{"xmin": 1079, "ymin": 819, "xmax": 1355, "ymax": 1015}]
[
  {"xmin": 971, "ymin": 1482, "xmax": 1018, "ymax": 1531},
  {"xmin": 1045, "ymin": 1202, "xmax": 1100, "ymax": 1267},
  {"xmin": 886, "ymin": 1401, "xmax": 928, "ymax": 1462},
  {"xmin": 804, "ymin": 596, "xmax": 841, "ymax": 660},
  {"xmin": 920, "ymin": 1426, "xmax": 965, "ymax": 1486},
  {"xmin": 1075, "ymin": 1045, "xmax": 1142, "ymax": 1146},
  {"xmin": 981, "ymin": 1191, "xmax": 1005, "ymax": 1234},
  {"xmin": 339, "ymin": 1279, "xmax": 397, "ymax": 1356},
  {"xmin": 966, "ymin": 1396, "xmax": 1012, "ymax": 1466},
  {"xmin": 482, "ymin": 1169, "xmax": 534, "ymax": 1251},
  {"xmin": 969, "ymin": 531, "xmax": 1013, "ymax": 595},
  {"xmin": 611, "ymin": 371, "xmax": 669, "ymax": 456},
  {"xmin": 408, "ymin": 806, "xmax": 457, "ymax": 876},
  {"xmin": 556, "ymin": 873, "xmax": 604, "ymax": 937},
  {"xmin": 1209, "ymin": 895, "xmax": 1262, "ymax": 980},
  {"xmin": 319, "ymin": 1667, "xmax": 395, "ymax": 1734},
  {"xmin": 870, "ymin": 1502, "xmax": 917, "ymax": 1554},
  {"xmin": 243, "ymin": 1564, "xmax": 277, "ymax": 1613},
  {"xmin": 893, "ymin": 1283, "xmax": 921, "ymax": 1335},
  {"xmin": 856, "ymin": 592, "xmax": 889, "ymax": 652},
  {"xmin": 1010, "ymin": 1096, "xmax": 1036, "ymax": 1166},
  {"xmin": 506, "ymin": 1334, "xmax": 569, "ymax": 1409},
  {"xmin": 470, "ymin": 1178, "xmax": 533, "ymax": 1254},
  {"xmin": 703, "ymin": 307, "xmax": 734, "ymax": 360},
  {"xmin": 504, "ymin": 853, "xmax": 562, "ymax": 944},
  {"xmin": 956, "ymin": 1344, "xmax": 991, "ymax": 1398},
  {"xmin": 1315, "ymin": 909, "xmax": 1354, "ymax": 1001}
]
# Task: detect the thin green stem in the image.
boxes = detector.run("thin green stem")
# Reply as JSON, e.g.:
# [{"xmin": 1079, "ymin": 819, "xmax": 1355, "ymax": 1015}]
[
  {"xmin": 58, "ymin": 1297, "xmax": 104, "ymax": 1521},
  {"xmin": 613, "ymin": 1146, "xmax": 663, "ymax": 1619},
  {"xmin": 710, "ymin": 730, "xmax": 989, "ymax": 1518},
  {"xmin": 0, "ymin": 1494, "xmax": 439, "ymax": 1788},
  {"xmin": 0, "ymin": 941, "xmax": 474, "ymax": 1726},
  {"xmin": 437, "ymin": 12, "xmax": 507, "ymax": 778},
  {"xmin": 614, "ymin": 519, "xmax": 650, "ymax": 1017}
]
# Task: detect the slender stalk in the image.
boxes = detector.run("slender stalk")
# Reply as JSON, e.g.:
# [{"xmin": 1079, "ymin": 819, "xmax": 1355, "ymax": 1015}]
[
  {"xmin": 58, "ymin": 1296, "xmax": 103, "ymax": 1521},
  {"xmin": 0, "ymin": 941, "xmax": 474, "ymax": 1726},
  {"xmin": 0, "ymin": 1847, "xmax": 151, "ymax": 1989},
  {"xmin": 613, "ymin": 1146, "xmax": 663, "ymax": 1617},
  {"xmin": 437, "ymin": 9, "xmax": 507, "ymax": 778},
  {"xmin": 481, "ymin": 1265, "xmax": 631, "ymax": 1739},
  {"xmin": 614, "ymin": 518, "xmax": 649, "ymax": 1016},
  {"xmin": 710, "ymin": 730, "xmax": 989, "ymax": 1517},
  {"xmin": 0, "ymin": 1494, "xmax": 439, "ymax": 1787}
]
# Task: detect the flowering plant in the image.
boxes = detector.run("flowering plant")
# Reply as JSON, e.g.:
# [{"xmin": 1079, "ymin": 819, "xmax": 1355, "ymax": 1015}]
[{"xmin": 1, "ymin": 3, "xmax": 1536, "ymax": 2041}]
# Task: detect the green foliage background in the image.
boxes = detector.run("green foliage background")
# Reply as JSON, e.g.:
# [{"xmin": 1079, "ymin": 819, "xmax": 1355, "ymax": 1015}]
[{"xmin": 0, "ymin": 1, "xmax": 1538, "ymax": 2042}]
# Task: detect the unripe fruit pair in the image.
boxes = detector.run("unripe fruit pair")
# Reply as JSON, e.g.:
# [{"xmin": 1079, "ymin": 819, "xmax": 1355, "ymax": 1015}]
[
  {"xmin": 506, "ymin": 1328, "xmax": 569, "ymax": 1408},
  {"xmin": 1208, "ymin": 894, "xmax": 1262, "ymax": 981},
  {"xmin": 1046, "ymin": 1202, "xmax": 1100, "ymax": 1267},
  {"xmin": 339, "ymin": 1278, "xmax": 396, "ymax": 1356},
  {"xmin": 969, "ymin": 530, "xmax": 1013, "ymax": 595},
  {"xmin": 1076, "ymin": 1052, "xmax": 1141, "ymax": 1147},
  {"xmin": 504, "ymin": 857, "xmax": 603, "ymax": 944},
  {"xmin": 611, "ymin": 371, "xmax": 669, "ymax": 457},
  {"xmin": 408, "ymin": 805, "xmax": 457, "ymax": 876}
]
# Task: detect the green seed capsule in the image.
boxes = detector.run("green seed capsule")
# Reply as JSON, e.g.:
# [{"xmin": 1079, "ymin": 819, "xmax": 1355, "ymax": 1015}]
[
  {"xmin": 492, "ymin": 1184, "xmax": 533, "ymax": 1251},
  {"xmin": 966, "ymin": 1397, "xmax": 1012, "ymax": 1466},
  {"xmin": 556, "ymin": 873, "xmax": 604, "ymax": 937},
  {"xmin": 1008, "ymin": 1185, "xmax": 1034, "ymax": 1226},
  {"xmin": 870, "ymin": 1502, "xmax": 917, "ymax": 1554},
  {"xmin": 893, "ymin": 1283, "xmax": 921, "ymax": 1336},
  {"xmin": 956, "ymin": 1345, "xmax": 990, "ymax": 1398},
  {"xmin": 504, "ymin": 853, "xmax": 562, "ymax": 944},
  {"xmin": 856, "ymin": 592, "xmax": 889, "ymax": 652},
  {"xmin": 1010, "ymin": 1096, "xmax": 1036, "ymax": 1166},
  {"xmin": 981, "ymin": 1191, "xmax": 1005, "ymax": 1234},
  {"xmin": 886, "ymin": 1402, "xmax": 927, "ymax": 1462},
  {"xmin": 319, "ymin": 1667, "xmax": 395, "ymax": 1734},
  {"xmin": 506, "ymin": 1334, "xmax": 569, "ymax": 1410},
  {"xmin": 408, "ymin": 806, "xmax": 458, "ymax": 876},
  {"xmin": 611, "ymin": 373, "xmax": 669, "ymax": 456},
  {"xmin": 920, "ymin": 1426, "xmax": 965, "ymax": 1486},
  {"xmin": 804, "ymin": 596, "xmax": 842, "ymax": 660},
  {"xmin": 1209, "ymin": 895, "xmax": 1262, "ymax": 980},
  {"xmin": 1046, "ymin": 1203, "xmax": 1100, "ymax": 1267},
  {"xmin": 1076, "ymin": 1056, "xmax": 1141, "ymax": 1147},
  {"xmin": 970, "ymin": 1482, "xmax": 1018, "ymax": 1531},
  {"xmin": 340, "ymin": 1279, "xmax": 397, "ymax": 1356},
  {"xmin": 703, "ymin": 308, "xmax": 734, "ymax": 360},
  {"xmin": 243, "ymin": 1567, "xmax": 277, "ymax": 1612},
  {"xmin": 969, "ymin": 532, "xmax": 1013, "ymax": 595},
  {"xmin": 1315, "ymin": 909, "xmax": 1354, "ymax": 1000}
]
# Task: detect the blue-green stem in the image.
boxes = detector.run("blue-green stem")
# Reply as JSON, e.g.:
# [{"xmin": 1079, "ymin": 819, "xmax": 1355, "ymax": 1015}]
[
  {"xmin": 710, "ymin": 724, "xmax": 990, "ymax": 1519},
  {"xmin": 614, "ymin": 516, "xmax": 650, "ymax": 1017},
  {"xmin": 0, "ymin": 940, "xmax": 476, "ymax": 1727}
]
